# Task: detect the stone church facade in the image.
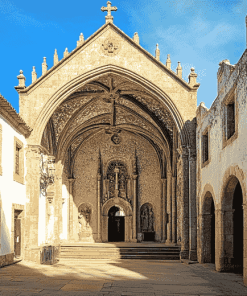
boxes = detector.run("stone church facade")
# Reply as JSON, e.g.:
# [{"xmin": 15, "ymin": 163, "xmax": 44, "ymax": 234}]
[{"xmin": 0, "ymin": 2, "xmax": 246, "ymax": 286}]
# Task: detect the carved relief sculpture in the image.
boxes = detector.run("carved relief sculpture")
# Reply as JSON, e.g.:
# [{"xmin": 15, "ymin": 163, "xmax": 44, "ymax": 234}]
[
  {"xmin": 78, "ymin": 203, "xmax": 92, "ymax": 241},
  {"xmin": 140, "ymin": 203, "xmax": 154, "ymax": 233}
]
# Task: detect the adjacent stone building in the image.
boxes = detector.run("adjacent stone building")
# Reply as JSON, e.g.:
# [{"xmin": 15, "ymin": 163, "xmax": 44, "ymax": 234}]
[
  {"xmin": 0, "ymin": 1, "xmax": 247, "ymax": 287},
  {"xmin": 196, "ymin": 49, "xmax": 247, "ymax": 281}
]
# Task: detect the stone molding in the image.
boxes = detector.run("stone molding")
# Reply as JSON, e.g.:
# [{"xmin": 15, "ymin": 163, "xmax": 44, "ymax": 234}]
[
  {"xmin": 220, "ymin": 164, "xmax": 246, "ymax": 209},
  {"xmin": 200, "ymin": 183, "xmax": 216, "ymax": 215}
]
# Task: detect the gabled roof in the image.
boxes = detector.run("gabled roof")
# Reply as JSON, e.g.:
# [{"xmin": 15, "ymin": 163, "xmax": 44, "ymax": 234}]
[
  {"xmin": 16, "ymin": 22, "xmax": 197, "ymax": 94},
  {"xmin": 0, "ymin": 95, "xmax": 32, "ymax": 137}
]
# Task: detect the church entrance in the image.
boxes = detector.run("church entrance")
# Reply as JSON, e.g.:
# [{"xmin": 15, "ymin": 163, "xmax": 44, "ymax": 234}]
[{"xmin": 108, "ymin": 206, "xmax": 125, "ymax": 242}]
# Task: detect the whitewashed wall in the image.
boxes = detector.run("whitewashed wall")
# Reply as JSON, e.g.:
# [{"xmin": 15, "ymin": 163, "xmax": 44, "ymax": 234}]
[{"xmin": 0, "ymin": 115, "xmax": 27, "ymax": 256}]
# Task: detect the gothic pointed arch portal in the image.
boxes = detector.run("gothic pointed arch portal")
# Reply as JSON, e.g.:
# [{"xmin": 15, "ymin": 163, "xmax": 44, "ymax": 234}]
[{"xmin": 34, "ymin": 69, "xmax": 196, "ymax": 256}]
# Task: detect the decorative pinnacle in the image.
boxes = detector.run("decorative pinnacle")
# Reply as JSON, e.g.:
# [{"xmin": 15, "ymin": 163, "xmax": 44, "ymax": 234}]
[
  {"xmin": 17, "ymin": 70, "xmax": 26, "ymax": 88},
  {"xmin": 155, "ymin": 43, "xmax": 160, "ymax": 61},
  {"xmin": 77, "ymin": 33, "xmax": 84, "ymax": 47},
  {"xmin": 42, "ymin": 57, "xmax": 48, "ymax": 75},
  {"xmin": 32, "ymin": 66, "xmax": 37, "ymax": 83},
  {"xmin": 133, "ymin": 32, "xmax": 139, "ymax": 44},
  {"xmin": 54, "ymin": 49, "xmax": 59, "ymax": 66},
  {"xmin": 64, "ymin": 48, "xmax": 69, "ymax": 58},
  {"xmin": 176, "ymin": 62, "xmax": 182, "ymax": 78},
  {"xmin": 101, "ymin": 1, "xmax": 117, "ymax": 24},
  {"xmin": 166, "ymin": 54, "xmax": 171, "ymax": 69}
]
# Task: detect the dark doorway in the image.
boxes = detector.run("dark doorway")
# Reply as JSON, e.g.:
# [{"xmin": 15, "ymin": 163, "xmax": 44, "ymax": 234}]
[
  {"xmin": 202, "ymin": 193, "xmax": 215, "ymax": 264},
  {"xmin": 14, "ymin": 210, "xmax": 22, "ymax": 258},
  {"xmin": 233, "ymin": 181, "xmax": 243, "ymax": 274},
  {"xmin": 108, "ymin": 206, "xmax": 125, "ymax": 242}
]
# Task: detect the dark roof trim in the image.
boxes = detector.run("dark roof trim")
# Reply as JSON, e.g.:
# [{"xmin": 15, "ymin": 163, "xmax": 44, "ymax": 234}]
[{"xmin": 0, "ymin": 95, "xmax": 32, "ymax": 137}]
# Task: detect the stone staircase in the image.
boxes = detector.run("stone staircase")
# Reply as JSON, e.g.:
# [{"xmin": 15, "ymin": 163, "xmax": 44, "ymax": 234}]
[{"xmin": 59, "ymin": 243, "xmax": 181, "ymax": 260}]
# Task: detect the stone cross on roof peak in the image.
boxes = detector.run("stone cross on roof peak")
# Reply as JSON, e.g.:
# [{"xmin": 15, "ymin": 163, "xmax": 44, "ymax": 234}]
[{"xmin": 101, "ymin": 1, "xmax": 117, "ymax": 24}]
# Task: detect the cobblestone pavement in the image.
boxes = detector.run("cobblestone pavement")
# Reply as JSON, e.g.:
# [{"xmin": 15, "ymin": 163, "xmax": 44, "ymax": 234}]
[{"xmin": 0, "ymin": 259, "xmax": 246, "ymax": 295}]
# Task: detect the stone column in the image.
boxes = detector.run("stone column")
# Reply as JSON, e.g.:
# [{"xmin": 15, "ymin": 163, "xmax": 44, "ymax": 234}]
[
  {"xmin": 243, "ymin": 204, "xmax": 247, "ymax": 286},
  {"xmin": 215, "ymin": 209, "xmax": 225, "ymax": 271},
  {"xmin": 54, "ymin": 160, "xmax": 62, "ymax": 245},
  {"xmin": 68, "ymin": 178, "xmax": 75, "ymax": 241},
  {"xmin": 172, "ymin": 176, "xmax": 177, "ymax": 243},
  {"xmin": 132, "ymin": 175, "xmax": 138, "ymax": 242},
  {"xmin": 189, "ymin": 151, "xmax": 197, "ymax": 261},
  {"xmin": 197, "ymin": 213, "xmax": 203, "ymax": 263},
  {"xmin": 24, "ymin": 145, "xmax": 42, "ymax": 262},
  {"xmin": 180, "ymin": 147, "xmax": 189, "ymax": 259},
  {"xmin": 166, "ymin": 171, "xmax": 172, "ymax": 244},
  {"xmin": 161, "ymin": 178, "xmax": 167, "ymax": 242},
  {"xmin": 97, "ymin": 174, "xmax": 102, "ymax": 242}
]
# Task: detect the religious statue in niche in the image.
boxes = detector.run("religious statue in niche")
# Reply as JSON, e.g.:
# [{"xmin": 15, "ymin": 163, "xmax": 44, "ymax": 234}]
[
  {"xmin": 103, "ymin": 161, "xmax": 131, "ymax": 205},
  {"xmin": 78, "ymin": 203, "xmax": 92, "ymax": 241},
  {"xmin": 140, "ymin": 203, "xmax": 154, "ymax": 233}
]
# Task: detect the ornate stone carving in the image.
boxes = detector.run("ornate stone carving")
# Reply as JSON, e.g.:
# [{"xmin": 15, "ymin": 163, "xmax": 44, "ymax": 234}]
[
  {"xmin": 134, "ymin": 95, "xmax": 174, "ymax": 135},
  {"xmin": 78, "ymin": 203, "xmax": 92, "ymax": 241},
  {"xmin": 51, "ymin": 96, "xmax": 93, "ymax": 143},
  {"xmin": 111, "ymin": 133, "xmax": 121, "ymax": 144},
  {"xmin": 70, "ymin": 99, "xmax": 112, "ymax": 132},
  {"xmin": 140, "ymin": 203, "xmax": 154, "ymax": 232},
  {"xmin": 101, "ymin": 38, "xmax": 121, "ymax": 56},
  {"xmin": 102, "ymin": 161, "xmax": 131, "ymax": 205}
]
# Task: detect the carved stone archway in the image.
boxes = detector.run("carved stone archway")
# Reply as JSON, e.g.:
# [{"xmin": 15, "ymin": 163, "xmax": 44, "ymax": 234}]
[{"xmin": 102, "ymin": 197, "xmax": 133, "ymax": 242}]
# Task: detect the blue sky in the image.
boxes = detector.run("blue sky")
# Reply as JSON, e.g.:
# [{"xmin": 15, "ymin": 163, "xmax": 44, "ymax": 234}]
[{"xmin": 0, "ymin": 0, "xmax": 246, "ymax": 112}]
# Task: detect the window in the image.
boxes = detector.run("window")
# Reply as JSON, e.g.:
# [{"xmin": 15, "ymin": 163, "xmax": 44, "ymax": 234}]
[
  {"xmin": 222, "ymin": 87, "xmax": 238, "ymax": 149},
  {"xmin": 15, "ymin": 145, "xmax": 20, "ymax": 175},
  {"xmin": 13, "ymin": 137, "xmax": 24, "ymax": 184},
  {"xmin": 226, "ymin": 102, "xmax": 235, "ymax": 140},
  {"xmin": 202, "ymin": 127, "xmax": 210, "ymax": 168},
  {"xmin": 202, "ymin": 132, "xmax": 209, "ymax": 163}
]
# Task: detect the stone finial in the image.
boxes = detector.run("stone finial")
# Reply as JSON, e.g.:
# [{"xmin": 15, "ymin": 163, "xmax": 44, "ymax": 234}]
[
  {"xmin": 54, "ymin": 49, "xmax": 59, "ymax": 66},
  {"xmin": 166, "ymin": 54, "xmax": 171, "ymax": 69},
  {"xmin": 133, "ymin": 32, "xmax": 139, "ymax": 44},
  {"xmin": 64, "ymin": 48, "xmax": 69, "ymax": 58},
  {"xmin": 32, "ymin": 66, "xmax": 37, "ymax": 83},
  {"xmin": 155, "ymin": 44, "xmax": 160, "ymax": 61},
  {"xmin": 42, "ymin": 57, "xmax": 48, "ymax": 75},
  {"xmin": 17, "ymin": 70, "xmax": 26, "ymax": 88},
  {"xmin": 176, "ymin": 62, "xmax": 182, "ymax": 79},
  {"xmin": 77, "ymin": 33, "xmax": 84, "ymax": 47},
  {"xmin": 188, "ymin": 67, "xmax": 198, "ymax": 86}
]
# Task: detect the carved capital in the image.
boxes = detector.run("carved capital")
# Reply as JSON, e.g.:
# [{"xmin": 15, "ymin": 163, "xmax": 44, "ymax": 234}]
[{"xmin": 47, "ymin": 192, "xmax": 54, "ymax": 203}]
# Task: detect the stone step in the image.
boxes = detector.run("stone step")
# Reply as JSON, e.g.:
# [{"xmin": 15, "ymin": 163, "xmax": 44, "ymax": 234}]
[{"xmin": 59, "ymin": 244, "xmax": 181, "ymax": 260}]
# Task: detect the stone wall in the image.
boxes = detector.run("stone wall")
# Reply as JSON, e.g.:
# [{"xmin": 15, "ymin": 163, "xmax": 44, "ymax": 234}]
[{"xmin": 73, "ymin": 129, "xmax": 161, "ymax": 241}]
